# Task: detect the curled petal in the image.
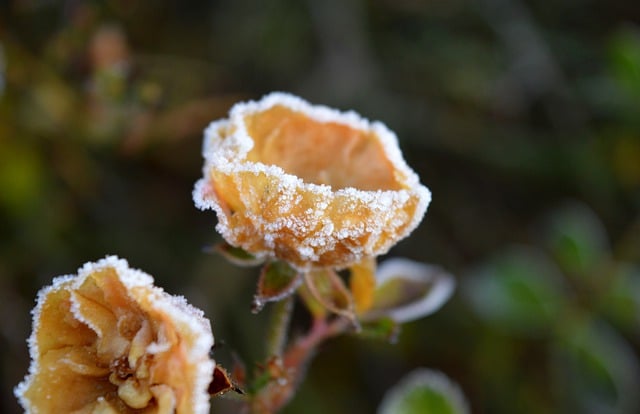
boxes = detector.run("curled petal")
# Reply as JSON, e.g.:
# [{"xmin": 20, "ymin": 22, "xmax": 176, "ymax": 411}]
[
  {"xmin": 194, "ymin": 93, "xmax": 431, "ymax": 270},
  {"xmin": 15, "ymin": 256, "xmax": 215, "ymax": 414}
]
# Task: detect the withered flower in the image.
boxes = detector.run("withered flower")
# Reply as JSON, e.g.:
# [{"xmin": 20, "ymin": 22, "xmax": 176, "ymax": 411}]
[
  {"xmin": 194, "ymin": 93, "xmax": 431, "ymax": 270},
  {"xmin": 15, "ymin": 256, "xmax": 214, "ymax": 414}
]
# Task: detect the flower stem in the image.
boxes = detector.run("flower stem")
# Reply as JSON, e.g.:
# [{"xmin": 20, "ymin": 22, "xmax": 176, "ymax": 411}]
[
  {"xmin": 265, "ymin": 295, "xmax": 294, "ymax": 358},
  {"xmin": 250, "ymin": 316, "xmax": 350, "ymax": 414}
]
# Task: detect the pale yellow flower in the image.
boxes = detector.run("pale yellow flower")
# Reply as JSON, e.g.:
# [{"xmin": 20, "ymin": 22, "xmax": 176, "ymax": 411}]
[
  {"xmin": 15, "ymin": 256, "xmax": 214, "ymax": 414},
  {"xmin": 194, "ymin": 93, "xmax": 431, "ymax": 270}
]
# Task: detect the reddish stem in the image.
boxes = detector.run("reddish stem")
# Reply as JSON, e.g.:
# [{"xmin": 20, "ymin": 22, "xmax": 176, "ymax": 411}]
[{"xmin": 249, "ymin": 317, "xmax": 349, "ymax": 414}]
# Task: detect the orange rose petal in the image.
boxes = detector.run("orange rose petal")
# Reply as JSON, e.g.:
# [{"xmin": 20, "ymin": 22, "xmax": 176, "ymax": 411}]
[
  {"xmin": 15, "ymin": 256, "xmax": 215, "ymax": 414},
  {"xmin": 194, "ymin": 93, "xmax": 431, "ymax": 270}
]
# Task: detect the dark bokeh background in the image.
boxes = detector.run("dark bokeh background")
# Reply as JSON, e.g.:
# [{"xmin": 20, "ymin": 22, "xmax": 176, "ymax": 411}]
[{"xmin": 2, "ymin": 1, "xmax": 640, "ymax": 413}]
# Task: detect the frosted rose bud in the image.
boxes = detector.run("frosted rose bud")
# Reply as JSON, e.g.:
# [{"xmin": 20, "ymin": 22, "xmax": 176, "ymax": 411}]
[
  {"xmin": 15, "ymin": 256, "xmax": 215, "ymax": 414},
  {"xmin": 194, "ymin": 93, "xmax": 431, "ymax": 270}
]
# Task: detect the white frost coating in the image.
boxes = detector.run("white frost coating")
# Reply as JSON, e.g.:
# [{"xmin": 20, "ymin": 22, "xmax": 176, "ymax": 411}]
[
  {"xmin": 15, "ymin": 256, "xmax": 215, "ymax": 414},
  {"xmin": 366, "ymin": 258, "xmax": 455, "ymax": 323},
  {"xmin": 377, "ymin": 368, "xmax": 469, "ymax": 414},
  {"xmin": 72, "ymin": 257, "xmax": 214, "ymax": 363},
  {"xmin": 193, "ymin": 92, "xmax": 432, "ymax": 269},
  {"xmin": 136, "ymin": 289, "xmax": 214, "ymax": 414},
  {"xmin": 76, "ymin": 255, "xmax": 154, "ymax": 288},
  {"xmin": 14, "ymin": 274, "xmax": 75, "ymax": 412}
]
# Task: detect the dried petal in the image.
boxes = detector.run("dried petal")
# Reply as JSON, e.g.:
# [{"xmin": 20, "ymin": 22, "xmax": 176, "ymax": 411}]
[
  {"xmin": 194, "ymin": 93, "xmax": 431, "ymax": 270},
  {"xmin": 209, "ymin": 365, "xmax": 240, "ymax": 397},
  {"xmin": 349, "ymin": 257, "xmax": 377, "ymax": 314},
  {"xmin": 15, "ymin": 256, "xmax": 215, "ymax": 414}
]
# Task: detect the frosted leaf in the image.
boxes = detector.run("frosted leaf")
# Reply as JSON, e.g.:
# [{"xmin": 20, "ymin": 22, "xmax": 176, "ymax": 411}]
[
  {"xmin": 193, "ymin": 92, "xmax": 431, "ymax": 270},
  {"xmin": 378, "ymin": 368, "xmax": 469, "ymax": 414},
  {"xmin": 14, "ymin": 256, "xmax": 215, "ymax": 414},
  {"xmin": 212, "ymin": 241, "xmax": 265, "ymax": 267},
  {"xmin": 253, "ymin": 261, "xmax": 302, "ymax": 313},
  {"xmin": 304, "ymin": 268, "xmax": 356, "ymax": 323},
  {"xmin": 364, "ymin": 258, "xmax": 455, "ymax": 323}
]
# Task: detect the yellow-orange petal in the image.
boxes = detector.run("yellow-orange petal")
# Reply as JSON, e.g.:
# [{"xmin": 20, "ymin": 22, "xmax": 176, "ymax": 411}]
[
  {"xmin": 14, "ymin": 256, "xmax": 215, "ymax": 414},
  {"xmin": 194, "ymin": 93, "xmax": 431, "ymax": 270},
  {"xmin": 349, "ymin": 257, "xmax": 377, "ymax": 314}
]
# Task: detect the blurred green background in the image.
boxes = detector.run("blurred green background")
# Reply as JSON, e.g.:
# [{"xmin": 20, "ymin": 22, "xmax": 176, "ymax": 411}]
[{"xmin": 2, "ymin": 1, "xmax": 640, "ymax": 413}]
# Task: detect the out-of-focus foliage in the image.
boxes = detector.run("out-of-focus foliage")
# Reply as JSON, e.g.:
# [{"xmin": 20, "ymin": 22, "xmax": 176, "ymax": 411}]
[
  {"xmin": 1, "ymin": 1, "xmax": 639, "ymax": 413},
  {"xmin": 466, "ymin": 246, "xmax": 567, "ymax": 336},
  {"xmin": 466, "ymin": 203, "xmax": 640, "ymax": 413},
  {"xmin": 378, "ymin": 368, "xmax": 469, "ymax": 414}
]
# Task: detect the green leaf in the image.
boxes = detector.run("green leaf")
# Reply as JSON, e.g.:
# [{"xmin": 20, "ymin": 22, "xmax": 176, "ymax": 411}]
[
  {"xmin": 0, "ymin": 141, "xmax": 44, "ymax": 216},
  {"xmin": 253, "ymin": 261, "xmax": 301, "ymax": 313},
  {"xmin": 363, "ymin": 258, "xmax": 455, "ymax": 324},
  {"xmin": 543, "ymin": 202, "xmax": 609, "ymax": 276},
  {"xmin": 298, "ymin": 279, "xmax": 328, "ymax": 319},
  {"xmin": 609, "ymin": 26, "xmax": 640, "ymax": 99},
  {"xmin": 465, "ymin": 246, "xmax": 566, "ymax": 336},
  {"xmin": 378, "ymin": 369, "xmax": 469, "ymax": 414},
  {"xmin": 210, "ymin": 242, "xmax": 265, "ymax": 267},
  {"xmin": 600, "ymin": 264, "xmax": 640, "ymax": 333},
  {"xmin": 304, "ymin": 268, "xmax": 356, "ymax": 322},
  {"xmin": 359, "ymin": 317, "xmax": 400, "ymax": 343},
  {"xmin": 553, "ymin": 318, "xmax": 640, "ymax": 414}
]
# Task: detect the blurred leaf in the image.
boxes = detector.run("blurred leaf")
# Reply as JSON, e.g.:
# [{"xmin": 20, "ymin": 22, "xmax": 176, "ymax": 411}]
[
  {"xmin": 252, "ymin": 261, "xmax": 301, "ymax": 313},
  {"xmin": 298, "ymin": 280, "xmax": 327, "ymax": 319},
  {"xmin": 359, "ymin": 317, "xmax": 400, "ymax": 343},
  {"xmin": 211, "ymin": 242, "xmax": 265, "ymax": 267},
  {"xmin": 21, "ymin": 79, "xmax": 77, "ymax": 134},
  {"xmin": 349, "ymin": 257, "xmax": 377, "ymax": 314},
  {"xmin": 0, "ymin": 42, "xmax": 5, "ymax": 97},
  {"xmin": 553, "ymin": 318, "xmax": 640, "ymax": 414},
  {"xmin": 611, "ymin": 135, "xmax": 640, "ymax": 188},
  {"xmin": 304, "ymin": 268, "xmax": 355, "ymax": 322},
  {"xmin": 378, "ymin": 368, "xmax": 469, "ymax": 414},
  {"xmin": 0, "ymin": 141, "xmax": 45, "ymax": 216},
  {"xmin": 600, "ymin": 264, "xmax": 640, "ymax": 332},
  {"xmin": 364, "ymin": 258, "xmax": 455, "ymax": 324},
  {"xmin": 609, "ymin": 26, "xmax": 640, "ymax": 100},
  {"xmin": 466, "ymin": 246, "xmax": 566, "ymax": 336},
  {"xmin": 616, "ymin": 217, "xmax": 640, "ymax": 263},
  {"xmin": 543, "ymin": 202, "xmax": 610, "ymax": 277}
]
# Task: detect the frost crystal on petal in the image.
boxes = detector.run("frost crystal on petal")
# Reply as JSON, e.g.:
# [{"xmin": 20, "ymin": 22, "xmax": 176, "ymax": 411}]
[
  {"xmin": 193, "ymin": 92, "xmax": 431, "ymax": 269},
  {"xmin": 15, "ymin": 256, "xmax": 215, "ymax": 414}
]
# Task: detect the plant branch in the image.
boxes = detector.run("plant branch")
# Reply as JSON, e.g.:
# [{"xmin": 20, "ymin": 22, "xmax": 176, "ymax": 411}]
[
  {"xmin": 265, "ymin": 296, "xmax": 294, "ymax": 358},
  {"xmin": 249, "ymin": 316, "xmax": 350, "ymax": 414}
]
